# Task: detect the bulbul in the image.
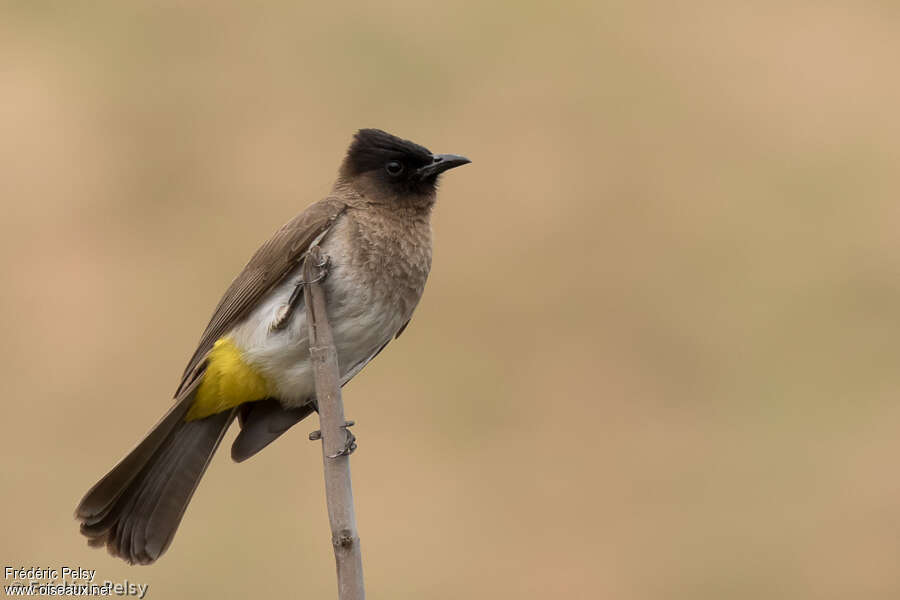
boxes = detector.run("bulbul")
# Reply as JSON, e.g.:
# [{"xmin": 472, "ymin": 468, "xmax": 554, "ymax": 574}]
[{"xmin": 75, "ymin": 129, "xmax": 470, "ymax": 564}]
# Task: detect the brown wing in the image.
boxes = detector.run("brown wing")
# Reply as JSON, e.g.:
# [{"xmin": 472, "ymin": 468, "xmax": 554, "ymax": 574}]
[{"xmin": 174, "ymin": 197, "xmax": 347, "ymax": 397}]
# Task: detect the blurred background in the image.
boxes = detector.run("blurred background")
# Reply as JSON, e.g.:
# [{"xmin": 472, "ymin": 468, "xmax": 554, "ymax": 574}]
[{"xmin": 2, "ymin": 1, "xmax": 900, "ymax": 598}]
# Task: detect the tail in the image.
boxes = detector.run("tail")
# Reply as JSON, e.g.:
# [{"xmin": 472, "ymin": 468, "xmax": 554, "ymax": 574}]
[{"xmin": 75, "ymin": 393, "xmax": 235, "ymax": 565}]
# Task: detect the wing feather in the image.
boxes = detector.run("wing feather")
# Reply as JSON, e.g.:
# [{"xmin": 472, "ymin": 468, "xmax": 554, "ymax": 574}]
[{"xmin": 175, "ymin": 198, "xmax": 347, "ymax": 397}]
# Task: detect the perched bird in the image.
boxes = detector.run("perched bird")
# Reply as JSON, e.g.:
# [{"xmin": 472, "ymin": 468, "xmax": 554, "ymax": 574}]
[{"xmin": 75, "ymin": 129, "xmax": 470, "ymax": 564}]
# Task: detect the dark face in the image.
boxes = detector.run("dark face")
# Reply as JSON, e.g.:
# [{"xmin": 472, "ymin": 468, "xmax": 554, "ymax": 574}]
[{"xmin": 342, "ymin": 129, "xmax": 470, "ymax": 200}]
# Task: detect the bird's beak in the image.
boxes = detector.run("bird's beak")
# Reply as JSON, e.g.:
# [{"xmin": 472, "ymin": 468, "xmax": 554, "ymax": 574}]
[{"xmin": 416, "ymin": 154, "xmax": 471, "ymax": 179}]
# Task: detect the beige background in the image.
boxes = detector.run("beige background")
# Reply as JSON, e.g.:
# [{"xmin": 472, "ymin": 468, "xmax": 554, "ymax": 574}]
[{"xmin": 2, "ymin": 2, "xmax": 900, "ymax": 598}]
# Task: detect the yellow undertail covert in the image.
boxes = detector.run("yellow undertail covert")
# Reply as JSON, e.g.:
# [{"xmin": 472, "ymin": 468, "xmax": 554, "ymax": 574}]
[{"xmin": 185, "ymin": 337, "xmax": 273, "ymax": 421}]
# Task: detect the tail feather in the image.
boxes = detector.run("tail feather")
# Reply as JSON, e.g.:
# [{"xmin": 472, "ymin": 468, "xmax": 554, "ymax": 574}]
[
  {"xmin": 76, "ymin": 375, "xmax": 205, "ymax": 520},
  {"xmin": 77, "ymin": 399, "xmax": 192, "ymax": 520},
  {"xmin": 143, "ymin": 411, "xmax": 234, "ymax": 560},
  {"xmin": 75, "ymin": 392, "xmax": 234, "ymax": 564}
]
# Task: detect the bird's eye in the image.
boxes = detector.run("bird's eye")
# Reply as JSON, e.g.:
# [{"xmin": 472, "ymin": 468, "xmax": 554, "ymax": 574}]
[{"xmin": 385, "ymin": 161, "xmax": 404, "ymax": 177}]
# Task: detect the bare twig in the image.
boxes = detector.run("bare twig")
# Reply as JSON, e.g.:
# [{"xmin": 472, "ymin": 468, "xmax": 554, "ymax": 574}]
[{"xmin": 303, "ymin": 245, "xmax": 366, "ymax": 600}]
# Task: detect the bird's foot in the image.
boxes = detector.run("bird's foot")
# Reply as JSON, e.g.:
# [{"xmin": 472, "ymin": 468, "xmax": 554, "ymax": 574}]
[
  {"xmin": 305, "ymin": 252, "xmax": 331, "ymax": 285},
  {"xmin": 329, "ymin": 420, "xmax": 357, "ymax": 458},
  {"xmin": 270, "ymin": 254, "xmax": 331, "ymax": 331},
  {"xmin": 308, "ymin": 420, "xmax": 357, "ymax": 457}
]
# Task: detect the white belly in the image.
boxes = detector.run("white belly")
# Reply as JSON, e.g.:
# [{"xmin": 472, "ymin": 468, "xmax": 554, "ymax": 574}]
[{"xmin": 225, "ymin": 233, "xmax": 410, "ymax": 406}]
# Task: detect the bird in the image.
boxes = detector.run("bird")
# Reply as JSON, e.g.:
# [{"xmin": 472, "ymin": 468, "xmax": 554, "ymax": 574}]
[{"xmin": 75, "ymin": 128, "xmax": 470, "ymax": 564}]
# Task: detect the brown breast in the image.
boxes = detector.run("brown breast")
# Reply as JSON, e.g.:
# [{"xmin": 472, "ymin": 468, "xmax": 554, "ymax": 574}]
[{"xmin": 326, "ymin": 205, "xmax": 433, "ymax": 324}]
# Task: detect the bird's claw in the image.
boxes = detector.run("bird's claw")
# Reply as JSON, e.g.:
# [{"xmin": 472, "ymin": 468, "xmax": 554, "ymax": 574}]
[
  {"xmin": 309, "ymin": 420, "xmax": 357, "ymax": 458},
  {"xmin": 328, "ymin": 420, "xmax": 357, "ymax": 458},
  {"xmin": 270, "ymin": 254, "xmax": 331, "ymax": 331},
  {"xmin": 304, "ymin": 253, "xmax": 331, "ymax": 285}
]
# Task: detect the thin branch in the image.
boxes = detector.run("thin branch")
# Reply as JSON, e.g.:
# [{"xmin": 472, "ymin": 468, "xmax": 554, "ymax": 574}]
[{"xmin": 303, "ymin": 245, "xmax": 366, "ymax": 600}]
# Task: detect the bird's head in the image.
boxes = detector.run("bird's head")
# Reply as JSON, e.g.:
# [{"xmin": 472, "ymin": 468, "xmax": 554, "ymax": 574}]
[{"xmin": 338, "ymin": 129, "xmax": 470, "ymax": 208}]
